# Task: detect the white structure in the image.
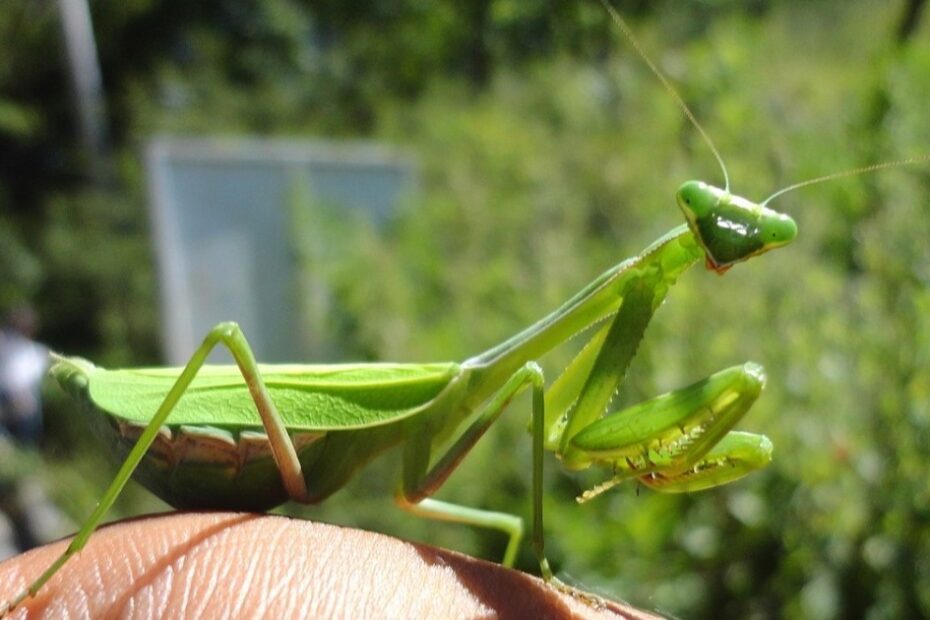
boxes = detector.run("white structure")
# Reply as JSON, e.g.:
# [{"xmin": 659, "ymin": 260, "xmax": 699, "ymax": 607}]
[{"xmin": 146, "ymin": 137, "xmax": 416, "ymax": 364}]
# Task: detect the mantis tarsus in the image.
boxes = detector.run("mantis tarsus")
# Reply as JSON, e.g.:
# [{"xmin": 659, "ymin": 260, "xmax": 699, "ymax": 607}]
[{"xmin": 4, "ymin": 1, "xmax": 928, "ymax": 614}]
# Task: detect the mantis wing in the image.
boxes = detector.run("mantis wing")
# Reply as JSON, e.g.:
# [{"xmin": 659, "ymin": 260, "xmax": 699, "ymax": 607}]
[{"xmin": 52, "ymin": 356, "xmax": 462, "ymax": 431}]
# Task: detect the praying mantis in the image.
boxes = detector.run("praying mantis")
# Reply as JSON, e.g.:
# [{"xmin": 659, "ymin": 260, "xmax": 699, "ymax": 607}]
[{"xmin": 3, "ymin": 1, "xmax": 928, "ymax": 615}]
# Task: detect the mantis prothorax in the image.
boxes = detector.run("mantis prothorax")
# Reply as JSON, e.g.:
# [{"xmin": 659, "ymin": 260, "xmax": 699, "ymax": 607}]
[{"xmin": 4, "ymin": 1, "xmax": 929, "ymax": 614}]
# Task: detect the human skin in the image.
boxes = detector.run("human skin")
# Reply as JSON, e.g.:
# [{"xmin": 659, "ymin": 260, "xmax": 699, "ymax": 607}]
[{"xmin": 0, "ymin": 512, "xmax": 659, "ymax": 619}]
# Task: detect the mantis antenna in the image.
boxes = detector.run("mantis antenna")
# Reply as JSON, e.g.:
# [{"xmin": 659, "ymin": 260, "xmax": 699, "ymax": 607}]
[
  {"xmin": 761, "ymin": 154, "xmax": 930, "ymax": 206},
  {"xmin": 599, "ymin": 0, "xmax": 731, "ymax": 192}
]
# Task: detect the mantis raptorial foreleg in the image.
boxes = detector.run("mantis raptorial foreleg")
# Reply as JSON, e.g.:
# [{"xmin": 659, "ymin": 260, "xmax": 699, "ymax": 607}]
[
  {"xmin": 572, "ymin": 364, "xmax": 769, "ymax": 501},
  {"xmin": 558, "ymin": 278, "xmax": 656, "ymax": 466}
]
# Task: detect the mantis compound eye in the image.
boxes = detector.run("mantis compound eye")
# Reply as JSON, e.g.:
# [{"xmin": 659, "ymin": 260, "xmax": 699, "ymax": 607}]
[
  {"xmin": 675, "ymin": 180, "xmax": 718, "ymax": 218},
  {"xmin": 757, "ymin": 212, "xmax": 798, "ymax": 249}
]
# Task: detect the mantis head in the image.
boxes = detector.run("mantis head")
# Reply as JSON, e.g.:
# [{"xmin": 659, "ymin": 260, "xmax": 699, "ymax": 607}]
[{"xmin": 677, "ymin": 180, "xmax": 797, "ymax": 274}]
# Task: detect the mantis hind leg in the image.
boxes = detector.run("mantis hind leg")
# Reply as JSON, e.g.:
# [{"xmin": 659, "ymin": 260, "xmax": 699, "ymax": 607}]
[
  {"xmin": 395, "ymin": 362, "xmax": 554, "ymax": 580},
  {"xmin": 2, "ymin": 322, "xmax": 305, "ymax": 615}
]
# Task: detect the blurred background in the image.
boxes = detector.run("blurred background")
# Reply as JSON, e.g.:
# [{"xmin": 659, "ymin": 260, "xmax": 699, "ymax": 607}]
[{"xmin": 1, "ymin": 0, "xmax": 929, "ymax": 617}]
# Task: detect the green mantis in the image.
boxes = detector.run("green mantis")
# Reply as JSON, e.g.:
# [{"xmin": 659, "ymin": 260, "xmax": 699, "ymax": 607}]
[
  {"xmin": 4, "ymin": 208, "xmax": 786, "ymax": 612},
  {"xmin": 3, "ymin": 1, "xmax": 928, "ymax": 615},
  {"xmin": 1, "ymin": 185, "xmax": 795, "ymax": 612}
]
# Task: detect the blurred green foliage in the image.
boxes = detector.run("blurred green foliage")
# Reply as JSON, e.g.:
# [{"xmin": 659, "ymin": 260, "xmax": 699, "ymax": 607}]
[{"xmin": 2, "ymin": 0, "xmax": 929, "ymax": 617}]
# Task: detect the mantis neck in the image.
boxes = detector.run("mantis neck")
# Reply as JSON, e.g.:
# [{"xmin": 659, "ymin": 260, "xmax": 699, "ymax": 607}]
[{"xmin": 463, "ymin": 224, "xmax": 701, "ymax": 405}]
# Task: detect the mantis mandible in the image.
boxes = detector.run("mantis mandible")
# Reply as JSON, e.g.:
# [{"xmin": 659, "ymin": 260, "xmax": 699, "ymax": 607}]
[{"xmin": 4, "ymin": 1, "xmax": 928, "ymax": 614}]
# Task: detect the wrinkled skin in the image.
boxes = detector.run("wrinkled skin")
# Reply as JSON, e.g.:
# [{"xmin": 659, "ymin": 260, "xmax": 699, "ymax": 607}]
[{"xmin": 0, "ymin": 513, "xmax": 656, "ymax": 619}]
